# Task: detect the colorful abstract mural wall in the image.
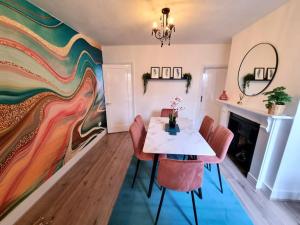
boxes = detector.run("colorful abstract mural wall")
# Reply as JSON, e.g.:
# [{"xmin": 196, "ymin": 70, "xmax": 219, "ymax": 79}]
[{"xmin": 0, "ymin": 0, "xmax": 106, "ymax": 219}]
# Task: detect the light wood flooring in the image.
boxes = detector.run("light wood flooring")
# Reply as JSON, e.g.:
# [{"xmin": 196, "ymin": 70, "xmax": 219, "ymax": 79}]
[{"xmin": 14, "ymin": 133, "xmax": 300, "ymax": 225}]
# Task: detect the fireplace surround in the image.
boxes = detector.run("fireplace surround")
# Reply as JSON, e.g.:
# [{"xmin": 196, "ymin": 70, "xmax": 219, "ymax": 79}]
[{"xmin": 218, "ymin": 100, "xmax": 293, "ymax": 199}]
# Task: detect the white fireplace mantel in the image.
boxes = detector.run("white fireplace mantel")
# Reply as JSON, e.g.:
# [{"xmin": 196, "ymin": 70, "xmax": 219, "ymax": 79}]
[
  {"xmin": 217, "ymin": 99, "xmax": 294, "ymax": 198},
  {"xmin": 217, "ymin": 100, "xmax": 293, "ymax": 132}
]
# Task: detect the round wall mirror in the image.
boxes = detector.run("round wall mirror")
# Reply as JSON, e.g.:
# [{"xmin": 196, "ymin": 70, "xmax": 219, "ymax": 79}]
[{"xmin": 238, "ymin": 43, "xmax": 278, "ymax": 96}]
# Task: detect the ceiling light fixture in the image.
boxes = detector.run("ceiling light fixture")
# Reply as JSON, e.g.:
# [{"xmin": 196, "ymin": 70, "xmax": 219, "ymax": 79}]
[{"xmin": 152, "ymin": 8, "xmax": 175, "ymax": 47}]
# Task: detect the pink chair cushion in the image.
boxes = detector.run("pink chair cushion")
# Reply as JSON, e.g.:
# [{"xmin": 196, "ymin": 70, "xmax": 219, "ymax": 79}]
[
  {"xmin": 160, "ymin": 108, "xmax": 178, "ymax": 117},
  {"xmin": 129, "ymin": 121, "xmax": 165, "ymax": 161},
  {"xmin": 158, "ymin": 158, "xmax": 204, "ymax": 192},
  {"xmin": 199, "ymin": 115, "xmax": 214, "ymax": 141},
  {"xmin": 134, "ymin": 115, "xmax": 147, "ymax": 138},
  {"xmin": 198, "ymin": 125, "xmax": 234, "ymax": 163}
]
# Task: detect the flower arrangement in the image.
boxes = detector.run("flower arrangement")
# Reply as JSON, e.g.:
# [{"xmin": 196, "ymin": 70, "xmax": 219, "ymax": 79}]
[{"xmin": 169, "ymin": 97, "xmax": 184, "ymax": 128}]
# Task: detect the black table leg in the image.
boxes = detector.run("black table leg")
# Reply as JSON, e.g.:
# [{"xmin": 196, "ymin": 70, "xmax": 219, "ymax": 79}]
[{"xmin": 147, "ymin": 154, "xmax": 159, "ymax": 198}]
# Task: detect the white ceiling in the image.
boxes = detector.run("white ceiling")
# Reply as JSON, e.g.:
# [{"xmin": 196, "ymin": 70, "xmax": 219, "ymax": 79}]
[{"xmin": 29, "ymin": 0, "xmax": 289, "ymax": 45}]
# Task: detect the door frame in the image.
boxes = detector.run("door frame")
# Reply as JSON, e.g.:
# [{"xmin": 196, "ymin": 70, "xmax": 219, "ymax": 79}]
[
  {"xmin": 194, "ymin": 65, "xmax": 228, "ymax": 127},
  {"xmin": 103, "ymin": 63, "xmax": 135, "ymax": 133}
]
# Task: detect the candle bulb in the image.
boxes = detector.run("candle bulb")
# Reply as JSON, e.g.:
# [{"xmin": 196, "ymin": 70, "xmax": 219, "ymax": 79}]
[
  {"xmin": 169, "ymin": 17, "xmax": 174, "ymax": 25},
  {"xmin": 152, "ymin": 22, "xmax": 158, "ymax": 29}
]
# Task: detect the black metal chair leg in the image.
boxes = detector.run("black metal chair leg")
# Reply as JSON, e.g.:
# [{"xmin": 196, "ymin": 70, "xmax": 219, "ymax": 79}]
[
  {"xmin": 217, "ymin": 164, "xmax": 223, "ymax": 193},
  {"xmin": 154, "ymin": 187, "xmax": 166, "ymax": 225},
  {"xmin": 194, "ymin": 188, "xmax": 203, "ymax": 199},
  {"xmin": 131, "ymin": 159, "xmax": 140, "ymax": 188},
  {"xmin": 198, "ymin": 188, "xmax": 203, "ymax": 199},
  {"xmin": 191, "ymin": 190, "xmax": 199, "ymax": 225}
]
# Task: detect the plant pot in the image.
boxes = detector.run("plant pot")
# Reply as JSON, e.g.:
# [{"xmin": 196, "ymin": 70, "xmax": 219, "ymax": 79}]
[
  {"xmin": 268, "ymin": 104, "xmax": 286, "ymax": 115},
  {"xmin": 169, "ymin": 116, "xmax": 176, "ymax": 128}
]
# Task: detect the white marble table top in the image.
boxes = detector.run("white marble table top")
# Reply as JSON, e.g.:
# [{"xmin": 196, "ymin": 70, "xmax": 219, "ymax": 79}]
[{"xmin": 143, "ymin": 117, "xmax": 216, "ymax": 156}]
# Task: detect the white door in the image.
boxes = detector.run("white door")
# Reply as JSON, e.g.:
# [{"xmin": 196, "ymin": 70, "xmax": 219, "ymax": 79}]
[
  {"xmin": 103, "ymin": 64, "xmax": 133, "ymax": 133},
  {"xmin": 197, "ymin": 67, "xmax": 227, "ymax": 126}
]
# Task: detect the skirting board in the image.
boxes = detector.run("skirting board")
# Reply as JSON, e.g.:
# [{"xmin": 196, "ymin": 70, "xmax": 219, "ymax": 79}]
[
  {"xmin": 270, "ymin": 190, "xmax": 300, "ymax": 201},
  {"xmin": 247, "ymin": 172, "xmax": 257, "ymax": 189},
  {"xmin": 0, "ymin": 130, "xmax": 107, "ymax": 225}
]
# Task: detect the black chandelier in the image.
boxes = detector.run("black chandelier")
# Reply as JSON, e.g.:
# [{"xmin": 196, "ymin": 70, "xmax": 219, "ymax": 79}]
[{"xmin": 152, "ymin": 8, "xmax": 175, "ymax": 47}]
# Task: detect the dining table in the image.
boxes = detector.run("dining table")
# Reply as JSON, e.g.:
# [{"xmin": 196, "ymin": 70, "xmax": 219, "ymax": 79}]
[{"xmin": 143, "ymin": 117, "xmax": 216, "ymax": 198}]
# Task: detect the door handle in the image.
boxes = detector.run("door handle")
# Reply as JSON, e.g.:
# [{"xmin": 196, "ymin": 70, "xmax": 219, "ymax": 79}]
[
  {"xmin": 105, "ymin": 102, "xmax": 111, "ymax": 106},
  {"xmin": 200, "ymin": 96, "xmax": 203, "ymax": 102}
]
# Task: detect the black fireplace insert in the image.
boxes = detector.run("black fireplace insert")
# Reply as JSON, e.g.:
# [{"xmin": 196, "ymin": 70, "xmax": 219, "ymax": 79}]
[{"xmin": 227, "ymin": 113, "xmax": 260, "ymax": 176}]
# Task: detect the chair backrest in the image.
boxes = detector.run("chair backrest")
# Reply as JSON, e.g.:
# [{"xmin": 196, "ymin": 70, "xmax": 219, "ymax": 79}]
[
  {"xmin": 199, "ymin": 115, "xmax": 214, "ymax": 142},
  {"xmin": 160, "ymin": 108, "xmax": 178, "ymax": 117},
  {"xmin": 129, "ymin": 122, "xmax": 144, "ymax": 156},
  {"xmin": 157, "ymin": 158, "xmax": 204, "ymax": 192},
  {"xmin": 209, "ymin": 125, "xmax": 234, "ymax": 161},
  {"xmin": 134, "ymin": 115, "xmax": 147, "ymax": 138}
]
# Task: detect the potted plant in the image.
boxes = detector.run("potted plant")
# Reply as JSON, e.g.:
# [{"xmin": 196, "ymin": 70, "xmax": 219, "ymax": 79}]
[
  {"xmin": 242, "ymin": 73, "xmax": 255, "ymax": 92},
  {"xmin": 142, "ymin": 73, "xmax": 151, "ymax": 94},
  {"xmin": 169, "ymin": 97, "xmax": 184, "ymax": 128},
  {"xmin": 263, "ymin": 86, "xmax": 292, "ymax": 115},
  {"xmin": 183, "ymin": 73, "xmax": 192, "ymax": 93}
]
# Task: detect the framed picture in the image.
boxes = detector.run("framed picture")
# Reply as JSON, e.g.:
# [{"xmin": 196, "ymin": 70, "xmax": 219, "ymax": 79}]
[
  {"xmin": 254, "ymin": 67, "xmax": 265, "ymax": 80},
  {"xmin": 150, "ymin": 67, "xmax": 160, "ymax": 79},
  {"xmin": 266, "ymin": 67, "xmax": 276, "ymax": 80},
  {"xmin": 162, "ymin": 67, "xmax": 171, "ymax": 79},
  {"xmin": 173, "ymin": 67, "xmax": 182, "ymax": 79}
]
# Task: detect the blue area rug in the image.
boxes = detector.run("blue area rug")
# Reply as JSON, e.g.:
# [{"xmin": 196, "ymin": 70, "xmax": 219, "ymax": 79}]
[{"xmin": 108, "ymin": 158, "xmax": 253, "ymax": 225}]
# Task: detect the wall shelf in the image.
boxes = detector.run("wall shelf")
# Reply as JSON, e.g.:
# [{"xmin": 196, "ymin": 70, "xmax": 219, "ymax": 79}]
[{"xmin": 147, "ymin": 78, "xmax": 187, "ymax": 81}]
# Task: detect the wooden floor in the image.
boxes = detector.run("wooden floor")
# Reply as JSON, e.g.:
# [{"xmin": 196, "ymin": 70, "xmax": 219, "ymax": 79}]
[{"xmin": 15, "ymin": 133, "xmax": 300, "ymax": 225}]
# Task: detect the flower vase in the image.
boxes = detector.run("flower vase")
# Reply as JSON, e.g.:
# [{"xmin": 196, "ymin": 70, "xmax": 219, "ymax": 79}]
[{"xmin": 169, "ymin": 115, "xmax": 176, "ymax": 128}]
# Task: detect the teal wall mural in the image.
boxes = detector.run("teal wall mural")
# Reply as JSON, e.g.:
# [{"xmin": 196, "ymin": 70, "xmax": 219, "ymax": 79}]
[{"xmin": 0, "ymin": 0, "xmax": 106, "ymax": 218}]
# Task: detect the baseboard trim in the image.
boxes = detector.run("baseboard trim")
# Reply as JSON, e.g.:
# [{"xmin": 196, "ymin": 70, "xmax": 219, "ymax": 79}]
[
  {"xmin": 247, "ymin": 172, "xmax": 257, "ymax": 189},
  {"xmin": 261, "ymin": 183, "xmax": 272, "ymax": 199},
  {"xmin": 1, "ymin": 130, "xmax": 107, "ymax": 225},
  {"xmin": 270, "ymin": 190, "xmax": 300, "ymax": 200}
]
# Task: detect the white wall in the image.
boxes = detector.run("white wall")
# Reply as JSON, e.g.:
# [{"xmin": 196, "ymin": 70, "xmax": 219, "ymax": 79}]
[
  {"xmin": 225, "ymin": 0, "xmax": 300, "ymax": 114},
  {"xmin": 103, "ymin": 44, "xmax": 230, "ymax": 126},
  {"xmin": 225, "ymin": 0, "xmax": 300, "ymax": 200}
]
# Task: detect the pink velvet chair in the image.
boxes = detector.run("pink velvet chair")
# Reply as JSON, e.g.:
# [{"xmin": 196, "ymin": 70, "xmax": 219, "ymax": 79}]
[
  {"xmin": 197, "ymin": 125, "xmax": 234, "ymax": 193},
  {"xmin": 134, "ymin": 115, "xmax": 147, "ymax": 138},
  {"xmin": 160, "ymin": 108, "xmax": 177, "ymax": 117},
  {"xmin": 199, "ymin": 115, "xmax": 214, "ymax": 141},
  {"xmin": 129, "ymin": 122, "xmax": 154, "ymax": 188},
  {"xmin": 154, "ymin": 158, "xmax": 204, "ymax": 225}
]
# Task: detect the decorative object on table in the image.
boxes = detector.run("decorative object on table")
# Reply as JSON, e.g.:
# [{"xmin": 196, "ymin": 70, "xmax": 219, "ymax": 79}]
[
  {"xmin": 254, "ymin": 68, "xmax": 265, "ymax": 80},
  {"xmin": 164, "ymin": 123, "xmax": 180, "ymax": 135},
  {"xmin": 238, "ymin": 43, "xmax": 278, "ymax": 96},
  {"xmin": 263, "ymin": 86, "xmax": 292, "ymax": 115},
  {"xmin": 183, "ymin": 73, "xmax": 192, "ymax": 93},
  {"xmin": 142, "ymin": 73, "xmax": 151, "ymax": 94},
  {"xmin": 151, "ymin": 8, "xmax": 175, "ymax": 47},
  {"xmin": 151, "ymin": 67, "xmax": 160, "ymax": 78},
  {"xmin": 166, "ymin": 97, "xmax": 184, "ymax": 134},
  {"xmin": 242, "ymin": 73, "xmax": 255, "ymax": 92},
  {"xmin": 266, "ymin": 67, "xmax": 276, "ymax": 80},
  {"xmin": 162, "ymin": 67, "xmax": 171, "ymax": 79},
  {"xmin": 219, "ymin": 90, "xmax": 229, "ymax": 100},
  {"xmin": 173, "ymin": 67, "xmax": 182, "ymax": 79},
  {"xmin": 237, "ymin": 93, "xmax": 245, "ymax": 105}
]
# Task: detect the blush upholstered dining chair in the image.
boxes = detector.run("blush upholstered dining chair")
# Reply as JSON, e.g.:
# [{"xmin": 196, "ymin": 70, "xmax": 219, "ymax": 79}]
[
  {"xmin": 160, "ymin": 108, "xmax": 177, "ymax": 117},
  {"xmin": 197, "ymin": 125, "xmax": 234, "ymax": 193},
  {"xmin": 154, "ymin": 158, "xmax": 204, "ymax": 225},
  {"xmin": 134, "ymin": 115, "xmax": 147, "ymax": 138},
  {"xmin": 199, "ymin": 115, "xmax": 214, "ymax": 142},
  {"xmin": 129, "ymin": 121, "xmax": 154, "ymax": 188}
]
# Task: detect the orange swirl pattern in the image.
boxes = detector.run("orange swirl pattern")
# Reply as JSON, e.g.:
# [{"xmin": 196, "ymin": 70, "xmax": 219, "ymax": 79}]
[{"xmin": 0, "ymin": 0, "xmax": 105, "ymax": 219}]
